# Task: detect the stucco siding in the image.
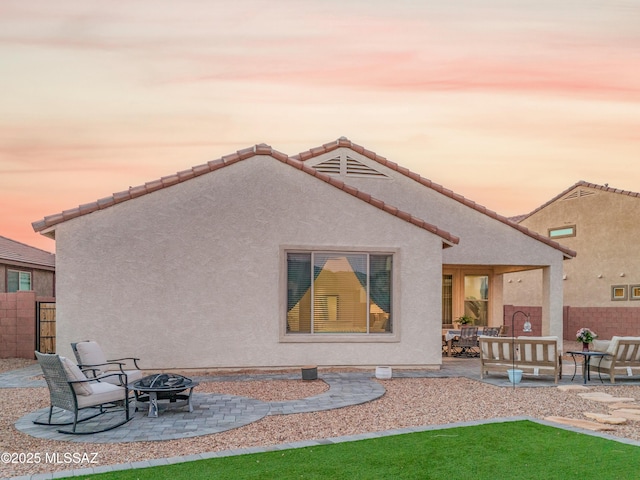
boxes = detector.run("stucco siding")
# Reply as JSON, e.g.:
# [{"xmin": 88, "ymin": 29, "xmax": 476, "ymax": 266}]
[
  {"xmin": 312, "ymin": 148, "xmax": 564, "ymax": 267},
  {"xmin": 506, "ymin": 187, "xmax": 640, "ymax": 307},
  {"xmin": 54, "ymin": 155, "xmax": 444, "ymax": 369}
]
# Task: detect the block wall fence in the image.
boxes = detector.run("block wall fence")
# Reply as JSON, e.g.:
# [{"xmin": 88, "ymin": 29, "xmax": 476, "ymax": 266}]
[
  {"xmin": 0, "ymin": 291, "xmax": 54, "ymax": 359},
  {"xmin": 504, "ymin": 304, "xmax": 640, "ymax": 343}
]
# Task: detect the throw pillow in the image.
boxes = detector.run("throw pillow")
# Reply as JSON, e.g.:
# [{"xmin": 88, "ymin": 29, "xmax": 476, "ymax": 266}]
[{"xmin": 60, "ymin": 356, "xmax": 93, "ymax": 396}]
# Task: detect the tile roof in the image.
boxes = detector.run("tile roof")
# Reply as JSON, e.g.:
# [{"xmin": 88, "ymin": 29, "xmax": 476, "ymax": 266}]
[
  {"xmin": 292, "ymin": 137, "xmax": 576, "ymax": 259},
  {"xmin": 32, "ymin": 143, "xmax": 460, "ymax": 247},
  {"xmin": 0, "ymin": 235, "xmax": 55, "ymax": 270},
  {"xmin": 516, "ymin": 180, "xmax": 640, "ymax": 223}
]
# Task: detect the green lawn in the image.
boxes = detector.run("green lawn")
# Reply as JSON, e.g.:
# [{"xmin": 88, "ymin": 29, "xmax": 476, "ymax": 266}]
[{"xmin": 69, "ymin": 421, "xmax": 639, "ymax": 479}]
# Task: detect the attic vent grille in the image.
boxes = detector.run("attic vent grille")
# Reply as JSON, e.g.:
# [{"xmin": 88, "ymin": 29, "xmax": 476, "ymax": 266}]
[
  {"xmin": 346, "ymin": 156, "xmax": 387, "ymax": 177},
  {"xmin": 312, "ymin": 156, "xmax": 341, "ymax": 175},
  {"xmin": 311, "ymin": 154, "xmax": 388, "ymax": 178},
  {"xmin": 563, "ymin": 189, "xmax": 596, "ymax": 200}
]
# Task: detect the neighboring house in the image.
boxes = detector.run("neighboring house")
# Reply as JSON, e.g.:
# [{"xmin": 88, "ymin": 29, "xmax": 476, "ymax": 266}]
[
  {"xmin": 0, "ymin": 235, "xmax": 55, "ymax": 296},
  {"xmin": 32, "ymin": 138, "xmax": 575, "ymax": 370},
  {"xmin": 0, "ymin": 235, "xmax": 55, "ymax": 359},
  {"xmin": 504, "ymin": 181, "xmax": 640, "ymax": 339}
]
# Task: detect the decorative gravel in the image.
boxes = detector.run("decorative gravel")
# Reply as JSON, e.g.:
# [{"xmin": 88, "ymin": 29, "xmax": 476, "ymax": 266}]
[
  {"xmin": 0, "ymin": 358, "xmax": 35, "ymax": 374},
  {"xmin": 2, "ymin": 366, "xmax": 640, "ymax": 478}
]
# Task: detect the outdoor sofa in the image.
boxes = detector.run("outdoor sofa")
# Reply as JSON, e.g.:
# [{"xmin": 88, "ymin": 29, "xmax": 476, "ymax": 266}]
[{"xmin": 479, "ymin": 335, "xmax": 561, "ymax": 384}]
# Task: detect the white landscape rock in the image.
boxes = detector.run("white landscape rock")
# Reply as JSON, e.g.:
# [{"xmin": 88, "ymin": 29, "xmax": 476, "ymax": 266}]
[
  {"xmin": 558, "ymin": 385, "xmax": 590, "ymax": 392},
  {"xmin": 545, "ymin": 416, "xmax": 616, "ymax": 431},
  {"xmin": 610, "ymin": 409, "xmax": 640, "ymax": 421},
  {"xmin": 577, "ymin": 392, "xmax": 636, "ymax": 403},
  {"xmin": 583, "ymin": 412, "xmax": 627, "ymax": 425}
]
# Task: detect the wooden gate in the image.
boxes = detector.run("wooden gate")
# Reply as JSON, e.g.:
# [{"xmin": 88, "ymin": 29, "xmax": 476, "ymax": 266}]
[{"xmin": 37, "ymin": 302, "xmax": 56, "ymax": 353}]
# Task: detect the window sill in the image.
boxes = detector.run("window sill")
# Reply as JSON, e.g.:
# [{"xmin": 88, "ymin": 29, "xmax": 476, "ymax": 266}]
[{"xmin": 280, "ymin": 333, "xmax": 399, "ymax": 343}]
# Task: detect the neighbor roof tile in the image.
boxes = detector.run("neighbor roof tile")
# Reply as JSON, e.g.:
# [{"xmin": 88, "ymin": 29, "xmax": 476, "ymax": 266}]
[{"xmin": 0, "ymin": 235, "xmax": 55, "ymax": 269}]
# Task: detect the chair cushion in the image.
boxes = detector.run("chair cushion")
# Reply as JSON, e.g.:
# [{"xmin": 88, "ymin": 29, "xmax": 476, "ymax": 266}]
[
  {"xmin": 100, "ymin": 369, "xmax": 144, "ymax": 385},
  {"xmin": 591, "ymin": 339, "xmax": 610, "ymax": 353},
  {"xmin": 607, "ymin": 336, "xmax": 640, "ymax": 356},
  {"xmin": 60, "ymin": 356, "xmax": 93, "ymax": 396},
  {"xmin": 75, "ymin": 341, "xmax": 108, "ymax": 374},
  {"xmin": 76, "ymin": 382, "xmax": 126, "ymax": 409}
]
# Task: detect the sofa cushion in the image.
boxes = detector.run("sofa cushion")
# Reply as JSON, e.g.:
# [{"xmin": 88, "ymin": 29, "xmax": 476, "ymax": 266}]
[{"xmin": 60, "ymin": 356, "xmax": 93, "ymax": 396}]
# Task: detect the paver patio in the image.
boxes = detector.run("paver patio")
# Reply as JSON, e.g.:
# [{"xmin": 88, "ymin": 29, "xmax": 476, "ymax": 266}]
[{"xmin": 4, "ymin": 357, "xmax": 639, "ymax": 443}]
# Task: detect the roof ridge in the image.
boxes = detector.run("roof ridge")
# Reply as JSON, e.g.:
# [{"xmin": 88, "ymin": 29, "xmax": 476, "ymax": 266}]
[
  {"xmin": 295, "ymin": 138, "xmax": 576, "ymax": 259},
  {"xmin": 31, "ymin": 144, "xmax": 459, "ymax": 246},
  {"xmin": 518, "ymin": 180, "xmax": 640, "ymax": 222}
]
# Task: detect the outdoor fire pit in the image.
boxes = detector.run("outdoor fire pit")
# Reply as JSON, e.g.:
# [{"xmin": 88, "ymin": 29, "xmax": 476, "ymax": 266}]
[{"xmin": 131, "ymin": 373, "xmax": 199, "ymax": 418}]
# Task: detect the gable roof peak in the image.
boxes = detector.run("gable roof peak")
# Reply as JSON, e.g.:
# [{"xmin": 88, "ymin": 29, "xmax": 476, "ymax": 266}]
[
  {"xmin": 517, "ymin": 180, "xmax": 640, "ymax": 223},
  {"xmin": 31, "ymin": 141, "xmax": 459, "ymax": 247},
  {"xmin": 296, "ymin": 139, "xmax": 576, "ymax": 259}
]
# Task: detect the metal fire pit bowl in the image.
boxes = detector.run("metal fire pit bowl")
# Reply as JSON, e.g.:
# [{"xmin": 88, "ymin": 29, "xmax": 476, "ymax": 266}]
[{"xmin": 132, "ymin": 374, "xmax": 199, "ymax": 417}]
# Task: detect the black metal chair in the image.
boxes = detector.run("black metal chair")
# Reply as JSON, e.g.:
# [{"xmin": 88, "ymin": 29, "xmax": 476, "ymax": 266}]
[
  {"xmin": 34, "ymin": 351, "xmax": 131, "ymax": 434},
  {"xmin": 452, "ymin": 326, "xmax": 479, "ymax": 357},
  {"xmin": 482, "ymin": 327, "xmax": 501, "ymax": 337}
]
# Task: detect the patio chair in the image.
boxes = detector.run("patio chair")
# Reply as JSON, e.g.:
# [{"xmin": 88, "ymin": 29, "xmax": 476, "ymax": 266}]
[
  {"xmin": 482, "ymin": 327, "xmax": 501, "ymax": 337},
  {"xmin": 452, "ymin": 326, "xmax": 479, "ymax": 357},
  {"xmin": 498, "ymin": 325, "xmax": 510, "ymax": 337},
  {"xmin": 71, "ymin": 340, "xmax": 143, "ymax": 385},
  {"xmin": 34, "ymin": 351, "xmax": 131, "ymax": 434},
  {"xmin": 442, "ymin": 334, "xmax": 449, "ymax": 355}
]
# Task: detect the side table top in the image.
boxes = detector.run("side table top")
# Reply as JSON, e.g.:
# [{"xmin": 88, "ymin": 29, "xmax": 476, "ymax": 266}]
[{"xmin": 566, "ymin": 350, "xmax": 609, "ymax": 357}]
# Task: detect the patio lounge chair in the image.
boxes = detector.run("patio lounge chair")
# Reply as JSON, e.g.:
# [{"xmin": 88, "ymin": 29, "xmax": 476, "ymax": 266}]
[
  {"xmin": 71, "ymin": 341, "xmax": 143, "ymax": 385},
  {"xmin": 34, "ymin": 351, "xmax": 131, "ymax": 434}
]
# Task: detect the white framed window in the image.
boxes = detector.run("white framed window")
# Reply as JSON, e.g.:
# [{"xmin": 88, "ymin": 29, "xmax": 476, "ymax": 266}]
[
  {"xmin": 464, "ymin": 275, "xmax": 489, "ymax": 326},
  {"xmin": 548, "ymin": 225, "xmax": 576, "ymax": 239},
  {"xmin": 286, "ymin": 251, "xmax": 392, "ymax": 335},
  {"xmin": 7, "ymin": 270, "xmax": 31, "ymax": 292}
]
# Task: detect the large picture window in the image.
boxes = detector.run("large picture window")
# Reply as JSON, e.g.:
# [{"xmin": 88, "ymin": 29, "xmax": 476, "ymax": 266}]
[{"xmin": 287, "ymin": 252, "xmax": 392, "ymax": 334}]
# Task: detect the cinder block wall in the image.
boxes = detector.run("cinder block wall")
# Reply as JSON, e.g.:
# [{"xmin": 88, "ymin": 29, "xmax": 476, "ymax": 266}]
[
  {"xmin": 0, "ymin": 291, "xmax": 37, "ymax": 359},
  {"xmin": 565, "ymin": 306, "xmax": 640, "ymax": 340},
  {"xmin": 503, "ymin": 305, "xmax": 543, "ymax": 336},
  {"xmin": 505, "ymin": 304, "xmax": 640, "ymax": 342}
]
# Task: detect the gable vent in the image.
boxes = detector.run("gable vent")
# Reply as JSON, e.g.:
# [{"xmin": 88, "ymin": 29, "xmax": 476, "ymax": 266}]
[
  {"xmin": 346, "ymin": 156, "xmax": 387, "ymax": 177},
  {"xmin": 563, "ymin": 188, "xmax": 596, "ymax": 200},
  {"xmin": 312, "ymin": 156, "xmax": 341, "ymax": 174}
]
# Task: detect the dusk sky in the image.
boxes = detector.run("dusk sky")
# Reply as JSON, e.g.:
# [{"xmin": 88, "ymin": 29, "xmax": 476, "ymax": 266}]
[{"xmin": 2, "ymin": 1, "xmax": 639, "ymax": 252}]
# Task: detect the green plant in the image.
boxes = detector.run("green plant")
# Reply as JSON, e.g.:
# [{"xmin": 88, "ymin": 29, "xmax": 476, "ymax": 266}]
[
  {"xmin": 576, "ymin": 327, "xmax": 597, "ymax": 343},
  {"xmin": 457, "ymin": 315, "xmax": 474, "ymax": 325}
]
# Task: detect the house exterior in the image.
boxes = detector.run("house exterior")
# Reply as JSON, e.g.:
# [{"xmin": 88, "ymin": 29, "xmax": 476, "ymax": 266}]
[
  {"xmin": 0, "ymin": 235, "xmax": 55, "ymax": 297},
  {"xmin": 504, "ymin": 181, "xmax": 640, "ymax": 340},
  {"xmin": 32, "ymin": 138, "xmax": 574, "ymax": 370},
  {"xmin": 0, "ymin": 236, "xmax": 55, "ymax": 358}
]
